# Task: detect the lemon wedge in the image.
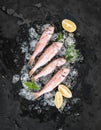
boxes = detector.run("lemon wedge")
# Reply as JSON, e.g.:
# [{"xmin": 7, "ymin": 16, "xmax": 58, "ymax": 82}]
[
  {"xmin": 62, "ymin": 19, "xmax": 77, "ymax": 32},
  {"xmin": 54, "ymin": 91, "xmax": 63, "ymax": 109},
  {"xmin": 58, "ymin": 84, "xmax": 72, "ymax": 98}
]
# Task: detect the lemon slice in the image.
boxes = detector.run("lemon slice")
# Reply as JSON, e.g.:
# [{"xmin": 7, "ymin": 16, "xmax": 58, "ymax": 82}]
[
  {"xmin": 62, "ymin": 19, "xmax": 77, "ymax": 32},
  {"xmin": 58, "ymin": 84, "xmax": 72, "ymax": 98},
  {"xmin": 54, "ymin": 91, "xmax": 63, "ymax": 109}
]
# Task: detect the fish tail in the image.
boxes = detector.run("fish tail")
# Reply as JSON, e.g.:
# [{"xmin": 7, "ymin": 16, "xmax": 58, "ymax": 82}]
[
  {"xmin": 29, "ymin": 68, "xmax": 35, "ymax": 77},
  {"xmin": 32, "ymin": 92, "xmax": 41, "ymax": 100},
  {"xmin": 31, "ymin": 76, "xmax": 37, "ymax": 81},
  {"xmin": 28, "ymin": 56, "xmax": 35, "ymax": 65}
]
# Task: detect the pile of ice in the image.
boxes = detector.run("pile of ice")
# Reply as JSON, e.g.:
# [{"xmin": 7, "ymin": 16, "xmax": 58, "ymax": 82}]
[{"xmin": 12, "ymin": 24, "xmax": 83, "ymax": 111}]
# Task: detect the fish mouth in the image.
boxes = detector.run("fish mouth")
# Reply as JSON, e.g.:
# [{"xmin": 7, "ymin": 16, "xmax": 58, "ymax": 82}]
[
  {"xmin": 61, "ymin": 71, "xmax": 69, "ymax": 77},
  {"xmin": 61, "ymin": 74, "xmax": 66, "ymax": 77},
  {"xmin": 45, "ymin": 26, "xmax": 54, "ymax": 34},
  {"xmin": 55, "ymin": 43, "xmax": 63, "ymax": 50}
]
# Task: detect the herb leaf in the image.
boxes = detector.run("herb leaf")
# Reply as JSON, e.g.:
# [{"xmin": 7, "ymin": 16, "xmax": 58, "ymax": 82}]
[
  {"xmin": 65, "ymin": 43, "xmax": 80, "ymax": 63},
  {"xmin": 24, "ymin": 81, "xmax": 40, "ymax": 90},
  {"xmin": 56, "ymin": 32, "xmax": 63, "ymax": 41}
]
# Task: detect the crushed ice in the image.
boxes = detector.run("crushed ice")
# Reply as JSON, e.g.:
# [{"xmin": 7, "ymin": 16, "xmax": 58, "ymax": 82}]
[
  {"xmin": 12, "ymin": 74, "xmax": 20, "ymax": 84},
  {"xmin": 13, "ymin": 24, "xmax": 83, "ymax": 112}
]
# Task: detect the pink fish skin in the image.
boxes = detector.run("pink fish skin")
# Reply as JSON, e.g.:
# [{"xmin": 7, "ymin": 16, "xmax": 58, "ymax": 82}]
[
  {"xmin": 29, "ymin": 26, "xmax": 54, "ymax": 65},
  {"xmin": 32, "ymin": 68, "xmax": 70, "ymax": 100},
  {"xmin": 31, "ymin": 58, "xmax": 66, "ymax": 81},
  {"xmin": 29, "ymin": 42, "xmax": 64, "ymax": 76}
]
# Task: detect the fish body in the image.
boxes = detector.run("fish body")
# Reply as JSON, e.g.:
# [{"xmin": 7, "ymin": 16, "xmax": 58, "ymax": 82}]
[
  {"xmin": 32, "ymin": 68, "xmax": 70, "ymax": 100},
  {"xmin": 29, "ymin": 26, "xmax": 54, "ymax": 65},
  {"xmin": 29, "ymin": 42, "xmax": 64, "ymax": 76},
  {"xmin": 31, "ymin": 58, "xmax": 66, "ymax": 81}
]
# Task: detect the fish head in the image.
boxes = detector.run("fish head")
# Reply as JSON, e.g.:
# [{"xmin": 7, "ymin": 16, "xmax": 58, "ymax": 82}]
[
  {"xmin": 45, "ymin": 26, "xmax": 54, "ymax": 34},
  {"xmin": 57, "ymin": 58, "xmax": 66, "ymax": 66},
  {"xmin": 61, "ymin": 68, "xmax": 70, "ymax": 77},
  {"xmin": 55, "ymin": 42, "xmax": 63, "ymax": 49}
]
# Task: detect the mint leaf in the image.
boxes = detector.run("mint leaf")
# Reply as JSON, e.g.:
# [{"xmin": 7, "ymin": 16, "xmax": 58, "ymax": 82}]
[
  {"xmin": 56, "ymin": 33, "xmax": 63, "ymax": 41},
  {"xmin": 24, "ymin": 82, "xmax": 40, "ymax": 90}
]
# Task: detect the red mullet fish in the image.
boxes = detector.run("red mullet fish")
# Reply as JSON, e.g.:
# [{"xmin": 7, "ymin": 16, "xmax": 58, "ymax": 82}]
[
  {"xmin": 29, "ymin": 26, "xmax": 54, "ymax": 65},
  {"xmin": 31, "ymin": 58, "xmax": 66, "ymax": 81},
  {"xmin": 32, "ymin": 67, "xmax": 70, "ymax": 100}
]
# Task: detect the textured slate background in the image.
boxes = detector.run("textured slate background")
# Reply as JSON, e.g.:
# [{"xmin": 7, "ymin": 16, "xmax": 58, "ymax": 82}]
[{"xmin": 0, "ymin": 0, "xmax": 101, "ymax": 130}]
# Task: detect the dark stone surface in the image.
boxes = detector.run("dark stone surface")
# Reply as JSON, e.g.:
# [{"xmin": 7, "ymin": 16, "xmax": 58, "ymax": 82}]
[{"xmin": 0, "ymin": 0, "xmax": 101, "ymax": 130}]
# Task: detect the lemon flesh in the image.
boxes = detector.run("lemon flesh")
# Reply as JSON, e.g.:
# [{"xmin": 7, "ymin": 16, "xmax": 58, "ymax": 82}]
[
  {"xmin": 54, "ymin": 91, "xmax": 63, "ymax": 109},
  {"xmin": 58, "ymin": 84, "xmax": 72, "ymax": 98},
  {"xmin": 62, "ymin": 19, "xmax": 77, "ymax": 32}
]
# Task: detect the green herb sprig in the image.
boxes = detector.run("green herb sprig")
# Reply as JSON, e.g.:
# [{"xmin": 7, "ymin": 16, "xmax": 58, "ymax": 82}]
[
  {"xmin": 24, "ymin": 81, "xmax": 40, "ymax": 91},
  {"xmin": 65, "ymin": 43, "xmax": 80, "ymax": 63},
  {"xmin": 56, "ymin": 32, "xmax": 63, "ymax": 41}
]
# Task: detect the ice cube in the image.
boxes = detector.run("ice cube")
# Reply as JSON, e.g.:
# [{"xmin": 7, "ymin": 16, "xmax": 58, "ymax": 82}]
[
  {"xmin": 12, "ymin": 74, "xmax": 20, "ymax": 84},
  {"xmin": 21, "ymin": 73, "xmax": 30, "ymax": 82},
  {"xmin": 21, "ymin": 65, "xmax": 29, "ymax": 74},
  {"xmin": 29, "ymin": 40, "xmax": 37, "ymax": 48},
  {"xmin": 65, "ymin": 36, "xmax": 76, "ymax": 47},
  {"xmin": 29, "ymin": 27, "xmax": 38, "ymax": 38},
  {"xmin": 19, "ymin": 88, "xmax": 34, "ymax": 100},
  {"xmin": 25, "ymin": 53, "xmax": 30, "ymax": 60},
  {"xmin": 44, "ymin": 92, "xmax": 55, "ymax": 106},
  {"xmin": 21, "ymin": 46, "xmax": 28, "ymax": 53}
]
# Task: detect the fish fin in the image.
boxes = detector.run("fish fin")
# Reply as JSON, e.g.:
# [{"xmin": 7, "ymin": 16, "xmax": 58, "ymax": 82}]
[
  {"xmin": 29, "ymin": 68, "xmax": 35, "ymax": 77},
  {"xmin": 32, "ymin": 92, "xmax": 41, "ymax": 100}
]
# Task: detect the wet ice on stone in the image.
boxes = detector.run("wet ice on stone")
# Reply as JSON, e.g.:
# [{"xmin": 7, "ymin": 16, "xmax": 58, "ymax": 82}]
[
  {"xmin": 44, "ymin": 92, "xmax": 55, "ymax": 106},
  {"xmin": 44, "ymin": 92, "xmax": 54, "ymax": 99},
  {"xmin": 12, "ymin": 74, "xmax": 20, "ymax": 84},
  {"xmin": 65, "ymin": 36, "xmax": 76, "ymax": 47},
  {"xmin": 19, "ymin": 88, "xmax": 34, "ymax": 100},
  {"xmin": 21, "ymin": 46, "xmax": 28, "ymax": 53},
  {"xmin": 21, "ymin": 64, "xmax": 30, "ymax": 74},
  {"xmin": 29, "ymin": 27, "xmax": 38, "ymax": 39},
  {"xmin": 29, "ymin": 40, "xmax": 37, "ymax": 48},
  {"xmin": 72, "ymin": 69, "xmax": 78, "ymax": 76},
  {"xmin": 21, "ymin": 73, "xmax": 30, "ymax": 82},
  {"xmin": 25, "ymin": 53, "xmax": 30, "ymax": 60}
]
